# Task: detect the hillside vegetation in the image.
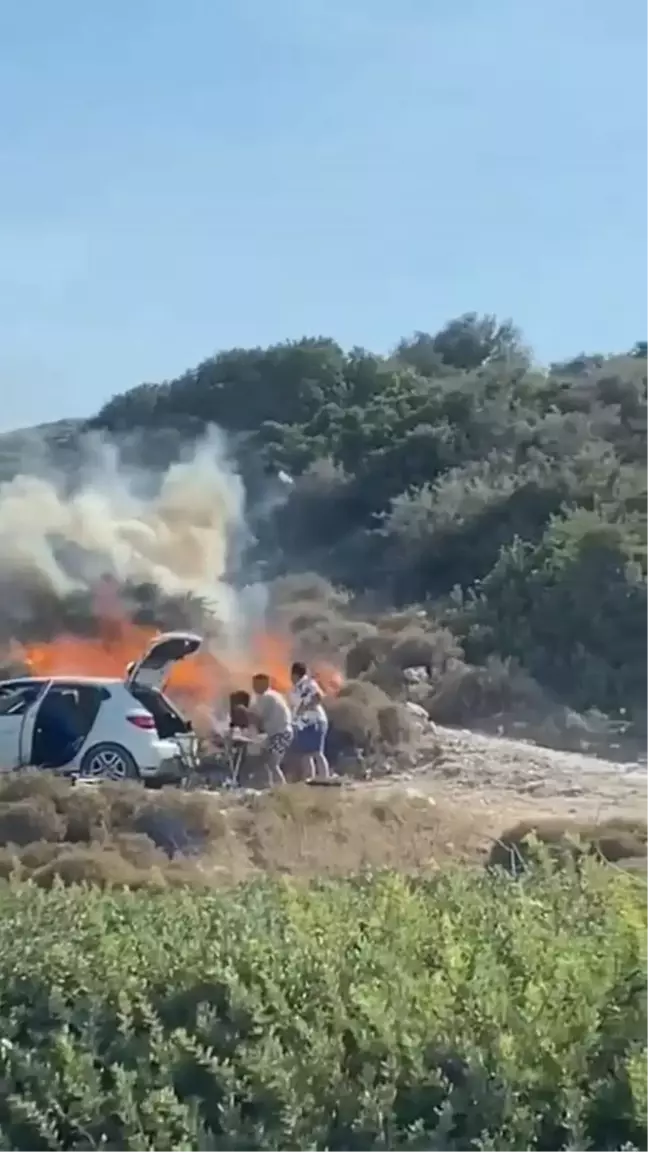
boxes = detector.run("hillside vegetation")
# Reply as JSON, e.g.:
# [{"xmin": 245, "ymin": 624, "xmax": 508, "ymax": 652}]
[
  {"xmin": 91, "ymin": 315, "xmax": 648, "ymax": 723},
  {"xmin": 0, "ymin": 313, "xmax": 646, "ymax": 729}
]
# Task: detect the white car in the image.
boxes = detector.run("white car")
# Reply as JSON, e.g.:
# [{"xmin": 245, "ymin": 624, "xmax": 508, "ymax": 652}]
[{"xmin": 0, "ymin": 631, "xmax": 203, "ymax": 783}]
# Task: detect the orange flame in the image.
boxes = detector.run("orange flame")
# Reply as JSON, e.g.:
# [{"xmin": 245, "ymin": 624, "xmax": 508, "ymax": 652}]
[{"xmin": 8, "ymin": 614, "xmax": 343, "ymax": 723}]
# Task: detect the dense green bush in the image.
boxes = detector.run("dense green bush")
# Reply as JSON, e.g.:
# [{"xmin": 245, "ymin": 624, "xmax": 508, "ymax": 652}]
[{"xmin": 0, "ymin": 864, "xmax": 644, "ymax": 1150}]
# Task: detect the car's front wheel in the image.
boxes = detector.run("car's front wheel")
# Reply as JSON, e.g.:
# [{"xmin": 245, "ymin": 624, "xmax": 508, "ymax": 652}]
[{"xmin": 80, "ymin": 742, "xmax": 139, "ymax": 782}]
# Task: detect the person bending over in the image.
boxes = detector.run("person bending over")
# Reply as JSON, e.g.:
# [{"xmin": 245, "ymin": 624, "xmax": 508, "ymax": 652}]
[
  {"xmin": 250, "ymin": 673, "xmax": 293, "ymax": 787},
  {"xmin": 229, "ymin": 690, "xmax": 251, "ymax": 732},
  {"xmin": 289, "ymin": 661, "xmax": 330, "ymax": 781}
]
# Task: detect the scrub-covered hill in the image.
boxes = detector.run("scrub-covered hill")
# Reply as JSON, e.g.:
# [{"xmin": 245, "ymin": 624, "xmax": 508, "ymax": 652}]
[{"xmin": 0, "ymin": 314, "xmax": 646, "ymax": 734}]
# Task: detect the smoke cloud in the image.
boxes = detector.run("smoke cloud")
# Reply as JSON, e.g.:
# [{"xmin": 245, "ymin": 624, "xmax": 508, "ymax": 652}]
[{"xmin": 0, "ymin": 427, "xmax": 248, "ymax": 633}]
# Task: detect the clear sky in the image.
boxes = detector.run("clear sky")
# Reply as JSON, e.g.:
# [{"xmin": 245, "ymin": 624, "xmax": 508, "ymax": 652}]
[{"xmin": 0, "ymin": 0, "xmax": 645, "ymax": 431}]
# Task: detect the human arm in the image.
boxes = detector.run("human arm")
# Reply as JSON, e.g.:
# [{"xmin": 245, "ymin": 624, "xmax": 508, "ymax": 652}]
[{"xmin": 248, "ymin": 701, "xmax": 265, "ymax": 733}]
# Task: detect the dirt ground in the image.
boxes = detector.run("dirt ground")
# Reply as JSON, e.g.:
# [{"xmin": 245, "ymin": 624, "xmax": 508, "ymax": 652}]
[
  {"xmin": 366, "ymin": 722, "xmax": 647, "ymax": 829},
  {"xmin": 202, "ymin": 724, "xmax": 647, "ymax": 880},
  {"xmin": 0, "ymin": 724, "xmax": 644, "ymax": 886}
]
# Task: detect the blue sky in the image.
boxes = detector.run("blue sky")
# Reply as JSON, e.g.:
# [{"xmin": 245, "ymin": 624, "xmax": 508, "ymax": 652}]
[{"xmin": 0, "ymin": 0, "xmax": 645, "ymax": 430}]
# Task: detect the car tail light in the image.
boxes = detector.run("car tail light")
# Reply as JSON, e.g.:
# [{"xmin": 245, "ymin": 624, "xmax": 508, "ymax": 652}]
[{"xmin": 127, "ymin": 712, "xmax": 156, "ymax": 730}]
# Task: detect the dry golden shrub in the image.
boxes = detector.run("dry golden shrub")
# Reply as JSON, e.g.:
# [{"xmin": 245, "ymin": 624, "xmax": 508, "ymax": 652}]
[
  {"xmin": 32, "ymin": 845, "xmax": 151, "ymax": 890},
  {"xmin": 489, "ymin": 816, "xmax": 648, "ymax": 872},
  {"xmin": 0, "ymin": 797, "xmax": 65, "ymax": 846},
  {"xmin": 229, "ymin": 784, "xmax": 484, "ymax": 877},
  {"xmin": 0, "ymin": 771, "xmax": 491, "ymax": 887}
]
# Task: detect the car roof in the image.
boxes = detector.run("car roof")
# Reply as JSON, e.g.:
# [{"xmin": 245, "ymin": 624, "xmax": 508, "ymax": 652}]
[{"xmin": 0, "ymin": 675, "xmax": 124, "ymax": 688}]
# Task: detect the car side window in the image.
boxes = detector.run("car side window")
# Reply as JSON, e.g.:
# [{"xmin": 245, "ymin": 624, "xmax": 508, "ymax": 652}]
[
  {"xmin": 46, "ymin": 683, "xmax": 110, "ymax": 731},
  {"xmin": 0, "ymin": 685, "xmax": 41, "ymax": 717}
]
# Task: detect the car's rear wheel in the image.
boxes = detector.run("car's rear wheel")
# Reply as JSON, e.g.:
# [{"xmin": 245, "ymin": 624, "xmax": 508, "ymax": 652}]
[{"xmin": 80, "ymin": 742, "xmax": 139, "ymax": 782}]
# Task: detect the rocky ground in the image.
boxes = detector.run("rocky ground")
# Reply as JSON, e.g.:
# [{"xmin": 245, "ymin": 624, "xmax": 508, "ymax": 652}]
[{"xmin": 366, "ymin": 721, "xmax": 647, "ymax": 831}]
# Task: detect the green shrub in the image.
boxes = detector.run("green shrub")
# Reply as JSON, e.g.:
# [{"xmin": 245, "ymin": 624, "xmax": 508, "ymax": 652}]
[
  {"xmin": 424, "ymin": 656, "xmax": 546, "ymax": 726},
  {"xmin": 0, "ymin": 864, "xmax": 644, "ymax": 1150}
]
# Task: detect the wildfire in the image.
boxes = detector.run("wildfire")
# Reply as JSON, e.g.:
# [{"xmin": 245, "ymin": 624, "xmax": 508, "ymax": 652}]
[
  {"xmin": 8, "ymin": 616, "xmax": 342, "ymax": 717},
  {"xmin": 3, "ymin": 575, "xmax": 343, "ymax": 732}
]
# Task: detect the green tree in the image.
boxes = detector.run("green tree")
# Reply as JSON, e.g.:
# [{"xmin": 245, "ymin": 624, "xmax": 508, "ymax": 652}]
[{"xmin": 464, "ymin": 507, "xmax": 647, "ymax": 715}]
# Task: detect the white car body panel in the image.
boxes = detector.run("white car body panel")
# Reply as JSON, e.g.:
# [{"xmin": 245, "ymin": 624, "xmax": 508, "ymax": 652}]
[{"xmin": 0, "ymin": 681, "xmax": 50, "ymax": 768}]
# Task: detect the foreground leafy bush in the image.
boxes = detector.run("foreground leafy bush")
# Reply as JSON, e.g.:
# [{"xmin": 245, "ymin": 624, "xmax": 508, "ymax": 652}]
[{"xmin": 0, "ymin": 864, "xmax": 645, "ymax": 1150}]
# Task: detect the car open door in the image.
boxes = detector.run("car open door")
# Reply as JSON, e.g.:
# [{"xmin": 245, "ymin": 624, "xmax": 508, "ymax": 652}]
[
  {"xmin": 0, "ymin": 681, "xmax": 51, "ymax": 770},
  {"xmin": 125, "ymin": 631, "xmax": 203, "ymax": 692}
]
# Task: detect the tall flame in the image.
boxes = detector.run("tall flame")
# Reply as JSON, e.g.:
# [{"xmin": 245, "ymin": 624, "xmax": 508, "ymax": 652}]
[{"xmin": 8, "ymin": 616, "xmax": 343, "ymax": 728}]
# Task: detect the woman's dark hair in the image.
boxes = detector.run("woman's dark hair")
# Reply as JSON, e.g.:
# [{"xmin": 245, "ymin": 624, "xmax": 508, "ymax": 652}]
[
  {"xmin": 291, "ymin": 661, "xmax": 307, "ymax": 679},
  {"xmin": 229, "ymin": 689, "xmax": 251, "ymax": 730},
  {"xmin": 230, "ymin": 690, "xmax": 251, "ymax": 709}
]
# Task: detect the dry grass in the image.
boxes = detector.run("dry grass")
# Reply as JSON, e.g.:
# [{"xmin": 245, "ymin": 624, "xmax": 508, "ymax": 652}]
[
  {"xmin": 0, "ymin": 771, "xmax": 485, "ymax": 887},
  {"xmin": 424, "ymin": 657, "xmax": 546, "ymax": 725},
  {"xmin": 226, "ymin": 785, "xmax": 482, "ymax": 876},
  {"xmin": 268, "ymin": 581, "xmax": 468, "ymax": 714},
  {"xmin": 0, "ymin": 773, "xmax": 643, "ymax": 890},
  {"xmin": 272, "ymin": 584, "xmax": 567, "ymax": 746},
  {"xmin": 324, "ymin": 678, "xmax": 415, "ymax": 756},
  {"xmin": 488, "ymin": 815, "xmax": 648, "ymax": 873},
  {"xmin": 344, "ymin": 622, "xmax": 463, "ymax": 686},
  {"xmin": 345, "ymin": 633, "xmax": 394, "ymax": 678}
]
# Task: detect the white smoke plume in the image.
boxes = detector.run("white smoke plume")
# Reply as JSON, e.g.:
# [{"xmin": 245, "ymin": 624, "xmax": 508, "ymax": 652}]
[{"xmin": 0, "ymin": 427, "xmax": 247, "ymax": 632}]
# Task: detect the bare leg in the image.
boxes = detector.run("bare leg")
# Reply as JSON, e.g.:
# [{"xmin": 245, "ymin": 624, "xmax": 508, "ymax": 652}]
[
  {"xmin": 269, "ymin": 760, "xmax": 284, "ymax": 787},
  {"xmin": 268, "ymin": 762, "xmax": 286, "ymax": 787},
  {"xmin": 312, "ymin": 750, "xmax": 330, "ymax": 779},
  {"xmin": 265, "ymin": 742, "xmax": 287, "ymax": 787},
  {"xmin": 297, "ymin": 754, "xmax": 311, "ymax": 781}
]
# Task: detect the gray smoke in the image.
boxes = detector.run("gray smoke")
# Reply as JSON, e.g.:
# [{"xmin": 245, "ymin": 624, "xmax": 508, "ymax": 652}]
[{"xmin": 0, "ymin": 427, "xmax": 248, "ymax": 630}]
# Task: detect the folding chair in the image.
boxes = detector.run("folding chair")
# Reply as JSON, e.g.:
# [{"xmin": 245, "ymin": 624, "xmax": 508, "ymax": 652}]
[{"xmin": 223, "ymin": 731, "xmax": 264, "ymax": 788}]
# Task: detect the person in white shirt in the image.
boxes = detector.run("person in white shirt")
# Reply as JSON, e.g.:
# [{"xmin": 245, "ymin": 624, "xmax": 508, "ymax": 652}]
[
  {"xmin": 288, "ymin": 661, "xmax": 330, "ymax": 781},
  {"xmin": 250, "ymin": 673, "xmax": 293, "ymax": 786}
]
